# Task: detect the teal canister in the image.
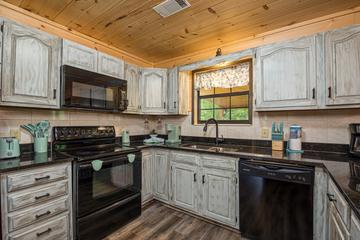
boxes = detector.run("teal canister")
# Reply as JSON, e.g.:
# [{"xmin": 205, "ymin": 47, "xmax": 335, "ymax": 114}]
[
  {"xmin": 122, "ymin": 130, "xmax": 130, "ymax": 146},
  {"xmin": 34, "ymin": 137, "xmax": 48, "ymax": 153}
]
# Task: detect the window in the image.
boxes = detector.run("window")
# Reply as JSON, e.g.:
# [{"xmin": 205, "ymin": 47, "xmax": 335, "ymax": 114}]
[{"xmin": 192, "ymin": 59, "xmax": 252, "ymax": 124}]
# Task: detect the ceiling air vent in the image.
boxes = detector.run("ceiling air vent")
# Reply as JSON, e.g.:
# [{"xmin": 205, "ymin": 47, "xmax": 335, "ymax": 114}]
[{"xmin": 153, "ymin": 0, "xmax": 191, "ymax": 18}]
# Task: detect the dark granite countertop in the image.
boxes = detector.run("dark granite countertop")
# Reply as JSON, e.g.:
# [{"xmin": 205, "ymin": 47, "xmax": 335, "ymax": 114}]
[
  {"xmin": 0, "ymin": 151, "xmax": 74, "ymax": 173},
  {"xmin": 135, "ymin": 141, "xmax": 360, "ymax": 220}
]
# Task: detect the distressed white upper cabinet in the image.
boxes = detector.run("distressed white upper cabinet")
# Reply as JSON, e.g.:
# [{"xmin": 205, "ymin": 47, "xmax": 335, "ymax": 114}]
[
  {"xmin": 1, "ymin": 21, "xmax": 61, "ymax": 108},
  {"xmin": 170, "ymin": 162, "xmax": 198, "ymax": 213},
  {"xmin": 255, "ymin": 35, "xmax": 319, "ymax": 110},
  {"xmin": 97, "ymin": 52, "xmax": 124, "ymax": 78},
  {"xmin": 124, "ymin": 63, "xmax": 141, "ymax": 113},
  {"xmin": 142, "ymin": 150, "xmax": 154, "ymax": 204},
  {"xmin": 62, "ymin": 39, "xmax": 97, "ymax": 72},
  {"xmin": 153, "ymin": 150, "xmax": 170, "ymax": 202},
  {"xmin": 141, "ymin": 68, "xmax": 168, "ymax": 114},
  {"xmin": 325, "ymin": 25, "xmax": 360, "ymax": 106},
  {"xmin": 167, "ymin": 67, "xmax": 179, "ymax": 114},
  {"xmin": 201, "ymin": 167, "xmax": 237, "ymax": 226}
]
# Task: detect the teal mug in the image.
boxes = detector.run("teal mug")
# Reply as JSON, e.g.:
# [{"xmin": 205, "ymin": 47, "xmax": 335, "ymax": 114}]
[{"xmin": 34, "ymin": 137, "xmax": 48, "ymax": 153}]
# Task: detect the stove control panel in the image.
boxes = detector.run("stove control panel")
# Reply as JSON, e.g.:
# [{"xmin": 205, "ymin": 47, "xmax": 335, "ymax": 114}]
[{"xmin": 53, "ymin": 126, "xmax": 116, "ymax": 141}]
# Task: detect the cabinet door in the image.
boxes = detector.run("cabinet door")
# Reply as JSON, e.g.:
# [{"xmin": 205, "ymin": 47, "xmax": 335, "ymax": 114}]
[
  {"xmin": 153, "ymin": 150, "xmax": 169, "ymax": 202},
  {"xmin": 201, "ymin": 168, "xmax": 237, "ymax": 226},
  {"xmin": 1, "ymin": 21, "xmax": 61, "ymax": 108},
  {"xmin": 141, "ymin": 68, "xmax": 168, "ymax": 113},
  {"xmin": 255, "ymin": 35, "xmax": 318, "ymax": 110},
  {"xmin": 167, "ymin": 67, "xmax": 179, "ymax": 114},
  {"xmin": 328, "ymin": 202, "xmax": 351, "ymax": 240},
  {"xmin": 124, "ymin": 63, "xmax": 141, "ymax": 113},
  {"xmin": 351, "ymin": 212, "xmax": 360, "ymax": 240},
  {"xmin": 98, "ymin": 52, "xmax": 124, "ymax": 78},
  {"xmin": 325, "ymin": 25, "xmax": 360, "ymax": 105},
  {"xmin": 170, "ymin": 162, "xmax": 198, "ymax": 212},
  {"xmin": 62, "ymin": 39, "xmax": 97, "ymax": 72},
  {"xmin": 142, "ymin": 150, "xmax": 153, "ymax": 204}
]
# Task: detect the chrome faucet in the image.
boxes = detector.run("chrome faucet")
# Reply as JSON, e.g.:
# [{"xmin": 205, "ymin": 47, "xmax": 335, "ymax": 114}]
[{"xmin": 203, "ymin": 118, "xmax": 224, "ymax": 145}]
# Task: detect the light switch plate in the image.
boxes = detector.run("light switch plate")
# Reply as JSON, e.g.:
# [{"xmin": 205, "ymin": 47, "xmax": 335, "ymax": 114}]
[{"xmin": 261, "ymin": 127, "xmax": 269, "ymax": 138}]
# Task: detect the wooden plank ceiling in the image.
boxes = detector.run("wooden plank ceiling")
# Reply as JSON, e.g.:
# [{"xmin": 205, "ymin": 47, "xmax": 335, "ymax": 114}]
[{"xmin": 5, "ymin": 0, "xmax": 360, "ymax": 63}]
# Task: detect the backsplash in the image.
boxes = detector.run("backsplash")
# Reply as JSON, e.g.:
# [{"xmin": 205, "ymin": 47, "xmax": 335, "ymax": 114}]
[
  {"xmin": 0, "ymin": 107, "xmax": 151, "ymax": 143},
  {"xmin": 155, "ymin": 109, "xmax": 360, "ymax": 144}
]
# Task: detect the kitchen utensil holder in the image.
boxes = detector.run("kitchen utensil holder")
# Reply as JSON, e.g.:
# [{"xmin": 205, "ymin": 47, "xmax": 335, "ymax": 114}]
[{"xmin": 34, "ymin": 137, "xmax": 48, "ymax": 153}]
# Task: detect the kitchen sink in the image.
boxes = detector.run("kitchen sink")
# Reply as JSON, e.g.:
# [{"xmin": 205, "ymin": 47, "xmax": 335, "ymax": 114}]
[{"xmin": 180, "ymin": 144, "xmax": 240, "ymax": 153}]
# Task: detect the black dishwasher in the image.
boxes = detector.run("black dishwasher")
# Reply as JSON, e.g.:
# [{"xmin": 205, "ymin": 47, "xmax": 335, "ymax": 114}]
[{"xmin": 239, "ymin": 160, "xmax": 314, "ymax": 240}]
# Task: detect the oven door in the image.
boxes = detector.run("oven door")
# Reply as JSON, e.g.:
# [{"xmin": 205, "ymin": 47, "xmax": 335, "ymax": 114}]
[
  {"xmin": 76, "ymin": 152, "xmax": 141, "ymax": 217},
  {"xmin": 61, "ymin": 65, "xmax": 128, "ymax": 111}
]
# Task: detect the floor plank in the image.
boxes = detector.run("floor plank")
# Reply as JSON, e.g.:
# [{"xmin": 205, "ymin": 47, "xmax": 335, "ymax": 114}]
[{"xmin": 104, "ymin": 202, "xmax": 242, "ymax": 240}]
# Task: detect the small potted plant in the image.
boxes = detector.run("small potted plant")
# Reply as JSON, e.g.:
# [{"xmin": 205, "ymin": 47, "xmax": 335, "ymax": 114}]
[{"xmin": 150, "ymin": 129, "xmax": 157, "ymax": 139}]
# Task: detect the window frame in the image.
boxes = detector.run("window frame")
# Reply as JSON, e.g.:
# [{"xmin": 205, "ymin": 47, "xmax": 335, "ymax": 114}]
[{"xmin": 192, "ymin": 59, "xmax": 253, "ymax": 125}]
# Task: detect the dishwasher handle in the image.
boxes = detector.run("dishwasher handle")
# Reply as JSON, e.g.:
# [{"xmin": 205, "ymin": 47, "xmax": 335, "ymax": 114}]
[{"xmin": 239, "ymin": 161, "xmax": 314, "ymax": 185}]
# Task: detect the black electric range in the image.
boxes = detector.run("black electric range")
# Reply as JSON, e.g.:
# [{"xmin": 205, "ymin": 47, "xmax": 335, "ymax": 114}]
[{"xmin": 53, "ymin": 126, "xmax": 142, "ymax": 240}]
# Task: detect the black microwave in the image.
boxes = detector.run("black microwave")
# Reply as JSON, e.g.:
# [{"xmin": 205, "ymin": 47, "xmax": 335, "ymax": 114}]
[{"xmin": 61, "ymin": 65, "xmax": 128, "ymax": 112}]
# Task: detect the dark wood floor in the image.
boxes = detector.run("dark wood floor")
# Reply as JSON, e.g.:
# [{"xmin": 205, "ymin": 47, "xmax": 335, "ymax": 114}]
[{"xmin": 104, "ymin": 202, "xmax": 242, "ymax": 240}]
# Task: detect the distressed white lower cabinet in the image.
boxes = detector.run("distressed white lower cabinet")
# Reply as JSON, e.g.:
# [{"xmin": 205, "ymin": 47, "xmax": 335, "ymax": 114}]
[
  {"xmin": 1, "ymin": 21, "xmax": 61, "ymax": 108},
  {"xmin": 124, "ymin": 63, "xmax": 141, "ymax": 113},
  {"xmin": 254, "ymin": 35, "xmax": 319, "ymax": 110},
  {"xmin": 97, "ymin": 52, "xmax": 124, "ymax": 79},
  {"xmin": 153, "ymin": 150, "xmax": 170, "ymax": 202},
  {"xmin": 141, "ymin": 68, "xmax": 168, "ymax": 114},
  {"xmin": 351, "ymin": 212, "xmax": 360, "ymax": 240},
  {"xmin": 1, "ymin": 163, "xmax": 73, "ymax": 240},
  {"xmin": 62, "ymin": 39, "xmax": 97, "ymax": 72},
  {"xmin": 328, "ymin": 202, "xmax": 351, "ymax": 240},
  {"xmin": 141, "ymin": 150, "xmax": 154, "ymax": 204},
  {"xmin": 170, "ymin": 157, "xmax": 198, "ymax": 213},
  {"xmin": 167, "ymin": 67, "xmax": 179, "ymax": 114},
  {"xmin": 325, "ymin": 24, "xmax": 360, "ymax": 106}
]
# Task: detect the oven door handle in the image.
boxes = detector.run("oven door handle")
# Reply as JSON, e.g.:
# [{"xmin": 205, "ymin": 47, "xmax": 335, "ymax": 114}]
[{"xmin": 79, "ymin": 158, "xmax": 132, "ymax": 169}]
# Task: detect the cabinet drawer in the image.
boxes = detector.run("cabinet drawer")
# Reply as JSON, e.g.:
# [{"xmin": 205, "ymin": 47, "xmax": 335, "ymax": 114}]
[
  {"xmin": 6, "ymin": 164, "xmax": 69, "ymax": 192},
  {"xmin": 172, "ymin": 152, "xmax": 199, "ymax": 165},
  {"xmin": 328, "ymin": 179, "xmax": 350, "ymax": 227},
  {"xmin": 201, "ymin": 155, "xmax": 237, "ymax": 171},
  {"xmin": 8, "ymin": 181, "xmax": 68, "ymax": 212},
  {"xmin": 8, "ymin": 197, "xmax": 69, "ymax": 232},
  {"xmin": 9, "ymin": 213, "xmax": 69, "ymax": 240}
]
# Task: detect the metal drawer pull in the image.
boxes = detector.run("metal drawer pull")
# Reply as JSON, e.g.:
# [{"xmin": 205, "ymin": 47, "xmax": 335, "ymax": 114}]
[
  {"xmin": 194, "ymin": 173, "xmax": 196, "ymax": 182},
  {"xmin": 327, "ymin": 193, "xmax": 337, "ymax": 202},
  {"xmin": 202, "ymin": 175, "xmax": 205, "ymax": 184},
  {"xmin": 35, "ymin": 193, "xmax": 50, "ymax": 200},
  {"xmin": 35, "ymin": 176, "xmax": 50, "ymax": 181},
  {"xmin": 36, "ymin": 228, "xmax": 52, "ymax": 237},
  {"xmin": 35, "ymin": 210, "xmax": 51, "ymax": 219}
]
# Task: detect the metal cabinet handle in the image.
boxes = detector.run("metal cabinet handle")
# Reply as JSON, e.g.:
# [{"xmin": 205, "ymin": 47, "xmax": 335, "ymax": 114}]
[
  {"xmin": 202, "ymin": 175, "xmax": 205, "ymax": 184},
  {"xmin": 163, "ymin": 102, "xmax": 166, "ymax": 109},
  {"xmin": 328, "ymin": 87, "xmax": 332, "ymax": 98},
  {"xmin": 35, "ymin": 176, "xmax": 50, "ymax": 181},
  {"xmin": 194, "ymin": 173, "xmax": 196, "ymax": 182},
  {"xmin": 312, "ymin": 88, "xmax": 316, "ymax": 99},
  {"xmin": 174, "ymin": 101, "xmax": 176, "ymax": 108},
  {"xmin": 35, "ymin": 193, "xmax": 50, "ymax": 200},
  {"xmin": 327, "ymin": 193, "xmax": 337, "ymax": 202},
  {"xmin": 53, "ymin": 89, "xmax": 56, "ymax": 99},
  {"xmin": 36, "ymin": 228, "xmax": 52, "ymax": 237},
  {"xmin": 35, "ymin": 210, "xmax": 51, "ymax": 219}
]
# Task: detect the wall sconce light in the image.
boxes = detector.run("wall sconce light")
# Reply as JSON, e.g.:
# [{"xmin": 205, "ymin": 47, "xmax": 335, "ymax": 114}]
[{"xmin": 215, "ymin": 48, "xmax": 222, "ymax": 57}]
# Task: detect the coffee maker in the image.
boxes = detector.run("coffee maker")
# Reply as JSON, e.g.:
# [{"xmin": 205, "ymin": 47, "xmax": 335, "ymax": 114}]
[
  {"xmin": 165, "ymin": 124, "xmax": 181, "ymax": 144},
  {"xmin": 349, "ymin": 124, "xmax": 360, "ymax": 192}
]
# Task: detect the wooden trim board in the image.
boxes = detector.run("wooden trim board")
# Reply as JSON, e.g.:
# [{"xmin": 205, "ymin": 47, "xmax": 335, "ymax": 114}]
[{"xmin": 0, "ymin": 0, "xmax": 152, "ymax": 67}]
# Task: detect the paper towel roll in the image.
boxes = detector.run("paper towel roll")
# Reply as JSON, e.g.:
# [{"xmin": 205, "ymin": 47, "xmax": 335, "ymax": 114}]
[{"xmin": 289, "ymin": 138, "xmax": 302, "ymax": 151}]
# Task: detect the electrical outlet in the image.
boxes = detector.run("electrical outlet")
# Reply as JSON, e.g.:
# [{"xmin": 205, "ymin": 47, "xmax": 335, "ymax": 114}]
[
  {"xmin": 260, "ymin": 127, "xmax": 269, "ymax": 138},
  {"xmin": 10, "ymin": 128, "xmax": 21, "ymax": 141}
]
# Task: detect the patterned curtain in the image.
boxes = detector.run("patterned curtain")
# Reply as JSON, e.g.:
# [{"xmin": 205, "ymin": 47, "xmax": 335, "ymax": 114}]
[{"xmin": 194, "ymin": 61, "xmax": 249, "ymax": 90}]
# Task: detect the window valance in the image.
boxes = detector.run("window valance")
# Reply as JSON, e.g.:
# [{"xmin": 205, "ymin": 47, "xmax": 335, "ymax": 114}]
[{"xmin": 194, "ymin": 61, "xmax": 250, "ymax": 90}]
